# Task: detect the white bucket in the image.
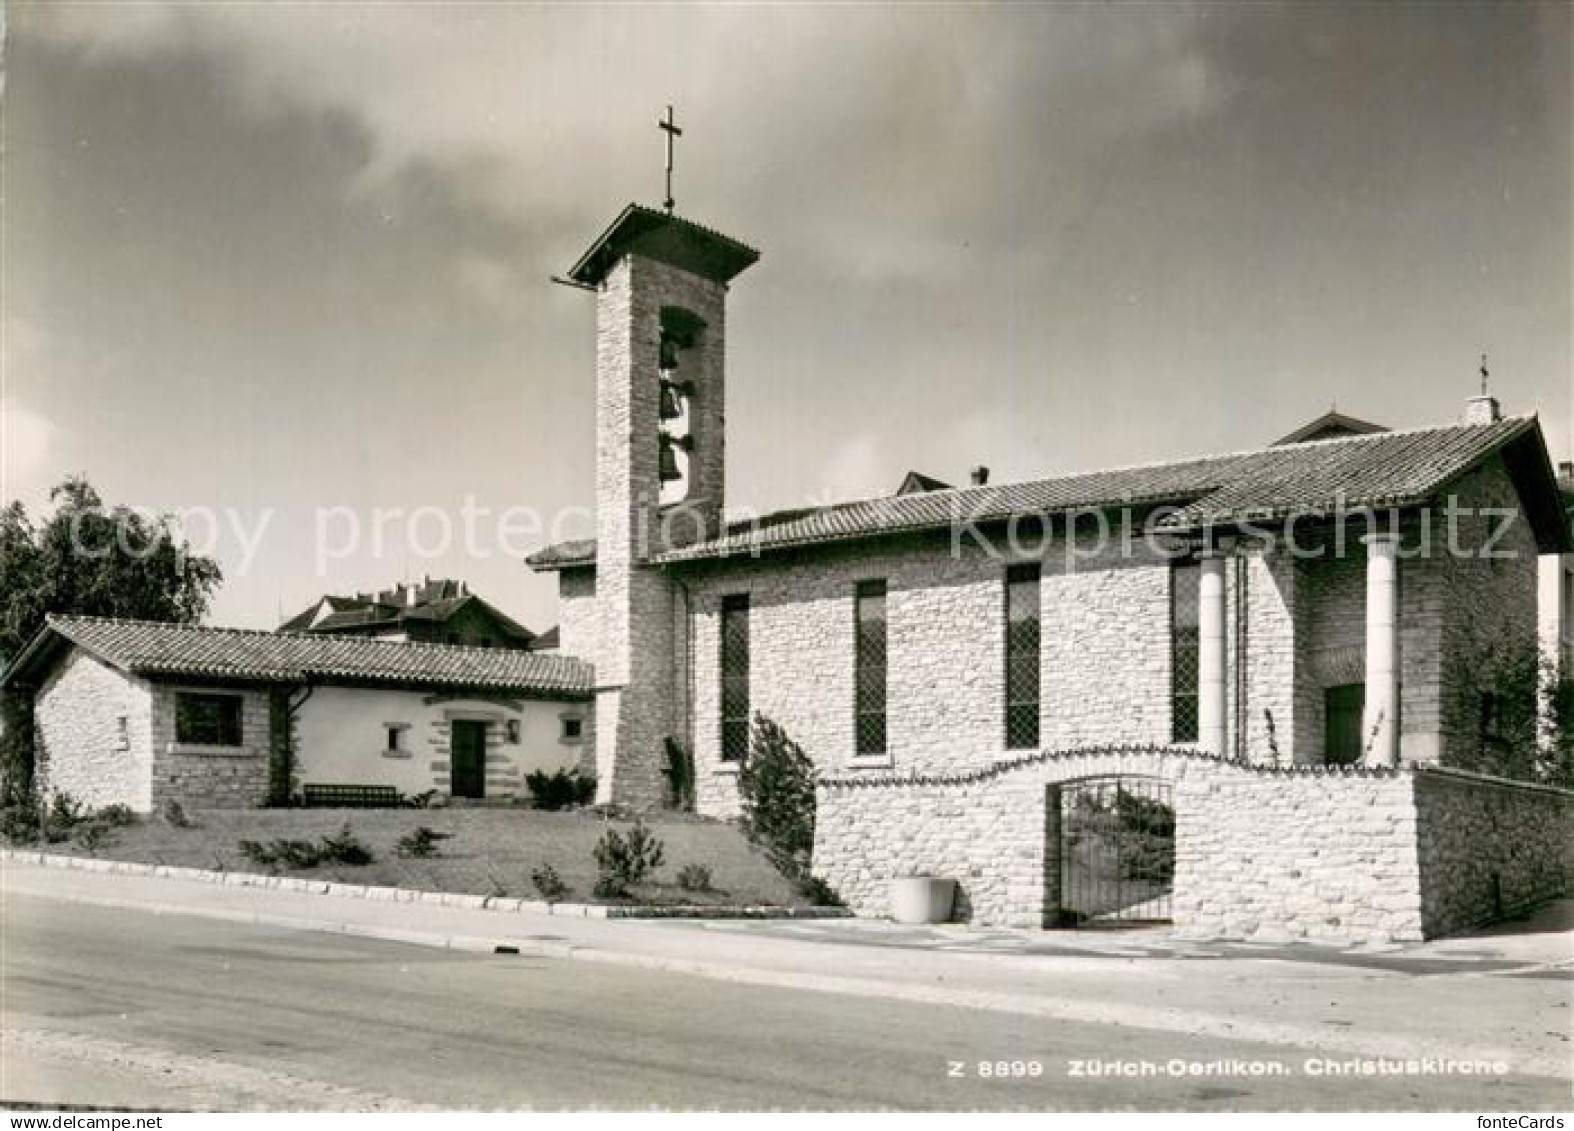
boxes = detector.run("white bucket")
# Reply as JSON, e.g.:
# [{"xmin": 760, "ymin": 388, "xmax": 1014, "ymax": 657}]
[{"xmin": 889, "ymin": 876, "xmax": 957, "ymax": 924}]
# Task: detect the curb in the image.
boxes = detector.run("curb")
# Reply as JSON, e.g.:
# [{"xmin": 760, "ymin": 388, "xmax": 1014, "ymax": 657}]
[{"xmin": 0, "ymin": 848, "xmax": 850, "ymax": 921}]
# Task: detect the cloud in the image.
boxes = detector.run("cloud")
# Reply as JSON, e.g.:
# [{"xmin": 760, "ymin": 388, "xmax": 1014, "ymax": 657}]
[
  {"xmin": 18, "ymin": 3, "xmax": 1236, "ymax": 277},
  {"xmin": 1, "ymin": 397, "xmax": 57, "ymax": 482}
]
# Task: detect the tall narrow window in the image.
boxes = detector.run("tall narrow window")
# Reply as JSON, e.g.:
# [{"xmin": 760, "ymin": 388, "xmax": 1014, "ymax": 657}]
[
  {"xmin": 855, "ymin": 580, "xmax": 888, "ymax": 755},
  {"xmin": 1171, "ymin": 561, "xmax": 1200, "ymax": 743},
  {"xmin": 1005, "ymin": 563, "xmax": 1041, "ymax": 749},
  {"xmin": 720, "ymin": 594, "xmax": 751, "ymax": 762}
]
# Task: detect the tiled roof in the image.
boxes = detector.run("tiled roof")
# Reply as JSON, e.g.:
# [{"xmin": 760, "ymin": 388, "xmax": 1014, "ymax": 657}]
[
  {"xmin": 525, "ymin": 538, "xmax": 598, "ymax": 569},
  {"xmin": 567, "ymin": 204, "xmax": 760, "ymax": 287},
  {"xmin": 527, "ymin": 417, "xmax": 1563, "ymax": 569},
  {"xmin": 1273, "ymin": 410, "xmax": 1389, "ymax": 445},
  {"xmin": 7, "ymin": 616, "xmax": 592, "ymax": 697},
  {"xmin": 279, "ymin": 585, "xmax": 534, "ymax": 642}
]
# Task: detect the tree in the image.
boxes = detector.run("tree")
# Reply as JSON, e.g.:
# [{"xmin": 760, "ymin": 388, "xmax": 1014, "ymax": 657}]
[
  {"xmin": 737, "ymin": 713, "xmax": 817, "ymax": 881},
  {"xmin": 0, "ymin": 476, "xmax": 222, "ymax": 666},
  {"xmin": 1468, "ymin": 637, "xmax": 1573, "ymax": 789},
  {"xmin": 1, "ymin": 476, "xmax": 222, "ymax": 806}
]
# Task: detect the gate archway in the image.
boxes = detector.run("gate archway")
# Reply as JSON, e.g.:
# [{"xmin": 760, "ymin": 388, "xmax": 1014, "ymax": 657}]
[{"xmin": 1047, "ymin": 776, "xmax": 1175, "ymax": 927}]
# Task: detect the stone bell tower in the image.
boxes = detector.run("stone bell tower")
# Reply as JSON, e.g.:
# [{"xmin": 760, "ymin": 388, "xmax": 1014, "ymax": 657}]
[{"xmin": 563, "ymin": 204, "xmax": 759, "ymax": 808}]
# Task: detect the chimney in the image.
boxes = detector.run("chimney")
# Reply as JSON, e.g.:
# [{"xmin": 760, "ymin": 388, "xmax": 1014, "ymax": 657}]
[
  {"xmin": 1558, "ymin": 460, "xmax": 1573, "ymax": 485},
  {"xmin": 406, "ymin": 585, "xmax": 418, "ymax": 608},
  {"xmin": 970, "ymin": 465, "xmax": 990, "ymax": 487},
  {"xmin": 1463, "ymin": 395, "xmax": 1501, "ymax": 426}
]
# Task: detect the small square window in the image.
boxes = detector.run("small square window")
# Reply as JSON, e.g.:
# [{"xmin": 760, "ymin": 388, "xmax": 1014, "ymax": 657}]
[
  {"xmin": 385, "ymin": 725, "xmax": 404, "ymax": 752},
  {"xmin": 175, "ymin": 692, "xmax": 243, "ymax": 746},
  {"xmin": 115, "ymin": 715, "xmax": 130, "ymax": 752},
  {"xmin": 562, "ymin": 717, "xmax": 583, "ymax": 742}
]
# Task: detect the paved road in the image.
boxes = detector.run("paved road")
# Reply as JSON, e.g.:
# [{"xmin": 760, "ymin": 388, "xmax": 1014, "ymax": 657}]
[{"xmin": 0, "ymin": 895, "xmax": 1564, "ymax": 1111}]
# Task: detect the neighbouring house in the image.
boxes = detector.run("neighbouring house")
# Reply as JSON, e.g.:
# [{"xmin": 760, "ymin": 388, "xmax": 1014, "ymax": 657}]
[
  {"xmin": 522, "ymin": 201, "xmax": 1573, "ymax": 941},
  {"xmin": 2, "ymin": 616, "xmax": 593, "ymax": 812},
  {"xmin": 1271, "ymin": 409, "xmax": 1389, "ymax": 445},
  {"xmin": 527, "ymin": 626, "xmax": 561, "ymax": 652},
  {"xmin": 279, "ymin": 578, "xmax": 537, "ymax": 650}
]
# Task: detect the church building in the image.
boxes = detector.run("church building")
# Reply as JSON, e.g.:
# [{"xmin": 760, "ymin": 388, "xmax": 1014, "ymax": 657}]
[{"xmin": 528, "ymin": 199, "xmax": 1572, "ymax": 940}]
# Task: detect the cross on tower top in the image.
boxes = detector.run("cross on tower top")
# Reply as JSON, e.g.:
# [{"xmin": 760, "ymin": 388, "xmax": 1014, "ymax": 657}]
[
  {"xmin": 1479, "ymin": 352, "xmax": 1490, "ymax": 397},
  {"xmin": 658, "ymin": 105, "xmax": 683, "ymax": 214}
]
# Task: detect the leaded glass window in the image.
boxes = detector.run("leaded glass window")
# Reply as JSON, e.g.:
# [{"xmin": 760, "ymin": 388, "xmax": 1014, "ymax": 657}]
[
  {"xmin": 855, "ymin": 580, "xmax": 887, "ymax": 756},
  {"xmin": 720, "ymin": 594, "xmax": 750, "ymax": 761},
  {"xmin": 1005, "ymin": 563, "xmax": 1041, "ymax": 749},
  {"xmin": 1171, "ymin": 562, "xmax": 1200, "ymax": 743}
]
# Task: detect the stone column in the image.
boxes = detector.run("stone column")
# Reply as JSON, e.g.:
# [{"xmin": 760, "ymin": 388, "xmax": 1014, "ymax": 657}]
[
  {"xmin": 1361, "ymin": 532, "xmax": 1402, "ymax": 767},
  {"xmin": 1198, "ymin": 551, "xmax": 1228, "ymax": 757}
]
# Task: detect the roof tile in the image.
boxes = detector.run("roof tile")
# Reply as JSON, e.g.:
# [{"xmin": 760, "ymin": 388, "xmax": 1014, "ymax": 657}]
[
  {"xmin": 37, "ymin": 616, "xmax": 592, "ymax": 697},
  {"xmin": 528, "ymin": 418, "xmax": 1543, "ymax": 568}
]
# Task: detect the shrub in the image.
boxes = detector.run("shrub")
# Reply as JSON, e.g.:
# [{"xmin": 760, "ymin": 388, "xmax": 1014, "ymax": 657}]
[
  {"xmin": 395, "ymin": 825, "xmax": 451, "ymax": 858},
  {"xmin": 46, "ymin": 791, "xmax": 84, "ymax": 830},
  {"xmin": 662, "ymin": 738, "xmax": 695, "ymax": 812},
  {"xmin": 237, "ymin": 837, "xmax": 321, "ymax": 870},
  {"xmin": 0, "ymin": 803, "xmax": 39, "ymax": 844},
  {"xmin": 797, "ymin": 874, "xmax": 845, "ymax": 907},
  {"xmin": 401, "ymin": 789, "xmax": 439, "ymax": 810},
  {"xmin": 93, "ymin": 803, "xmax": 137, "ymax": 828},
  {"xmin": 525, "ymin": 768, "xmax": 597, "ymax": 811},
  {"xmin": 319, "ymin": 822, "xmax": 373, "ymax": 866},
  {"xmin": 675, "ymin": 863, "xmax": 712, "ymax": 893},
  {"xmin": 75, "ymin": 820, "xmax": 112, "ymax": 854},
  {"xmin": 737, "ymin": 714, "xmax": 817, "ymax": 882},
  {"xmin": 35, "ymin": 791, "xmax": 84, "ymax": 844},
  {"xmin": 531, "ymin": 863, "xmax": 569, "ymax": 902},
  {"xmin": 236, "ymin": 823, "xmax": 374, "ymax": 870},
  {"xmin": 160, "ymin": 798, "xmax": 192, "ymax": 827},
  {"xmin": 592, "ymin": 820, "xmax": 666, "ymax": 897}
]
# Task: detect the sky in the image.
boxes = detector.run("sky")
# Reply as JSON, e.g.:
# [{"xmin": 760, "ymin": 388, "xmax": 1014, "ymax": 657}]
[{"xmin": 3, "ymin": 1, "xmax": 1570, "ymax": 634}]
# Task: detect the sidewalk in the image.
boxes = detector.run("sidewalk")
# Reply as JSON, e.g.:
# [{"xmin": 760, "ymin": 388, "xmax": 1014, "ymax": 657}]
[{"xmin": 4, "ymin": 857, "xmax": 1569, "ymax": 1079}]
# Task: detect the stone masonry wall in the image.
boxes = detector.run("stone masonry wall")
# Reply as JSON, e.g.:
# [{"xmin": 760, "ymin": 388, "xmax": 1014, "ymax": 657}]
[
  {"xmin": 1291, "ymin": 518, "xmax": 1446, "ymax": 765},
  {"xmin": 816, "ymin": 747, "xmax": 1423, "ymax": 942},
  {"xmin": 593, "ymin": 253, "xmax": 727, "ymax": 810},
  {"xmin": 555, "ymin": 567, "xmax": 599, "ymax": 671},
  {"xmin": 35, "ymin": 649, "xmax": 156, "ymax": 812},
  {"xmin": 684, "ymin": 529, "xmax": 1190, "ymax": 818},
  {"xmin": 149, "ymin": 683, "xmax": 271, "ymax": 809},
  {"xmin": 1413, "ymin": 768, "xmax": 1573, "ymax": 936},
  {"xmin": 1171, "ymin": 762, "xmax": 1422, "ymax": 942},
  {"xmin": 816, "ymin": 745, "xmax": 1568, "ymax": 942},
  {"xmin": 1431, "ymin": 457, "xmax": 1542, "ymax": 769}
]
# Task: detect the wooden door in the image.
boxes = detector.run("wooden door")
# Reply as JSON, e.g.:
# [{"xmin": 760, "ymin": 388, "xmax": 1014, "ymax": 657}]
[
  {"xmin": 451, "ymin": 720, "xmax": 487, "ymax": 799},
  {"xmin": 1324, "ymin": 684, "xmax": 1365, "ymax": 766}
]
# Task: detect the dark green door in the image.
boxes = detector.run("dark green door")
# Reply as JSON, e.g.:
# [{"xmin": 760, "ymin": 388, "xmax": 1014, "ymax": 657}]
[
  {"xmin": 1324, "ymin": 684, "xmax": 1365, "ymax": 766},
  {"xmin": 451, "ymin": 720, "xmax": 487, "ymax": 799}
]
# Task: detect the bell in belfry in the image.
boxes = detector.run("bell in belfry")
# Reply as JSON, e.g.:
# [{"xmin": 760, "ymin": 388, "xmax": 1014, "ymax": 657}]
[
  {"xmin": 659, "ymin": 434, "xmax": 683, "ymax": 482},
  {"xmin": 659, "ymin": 379, "xmax": 683, "ymax": 421},
  {"xmin": 659, "ymin": 335, "xmax": 681, "ymax": 372}
]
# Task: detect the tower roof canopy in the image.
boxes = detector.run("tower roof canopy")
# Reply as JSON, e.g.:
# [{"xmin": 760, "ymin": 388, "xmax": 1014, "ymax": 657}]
[{"xmin": 567, "ymin": 204, "xmax": 760, "ymax": 286}]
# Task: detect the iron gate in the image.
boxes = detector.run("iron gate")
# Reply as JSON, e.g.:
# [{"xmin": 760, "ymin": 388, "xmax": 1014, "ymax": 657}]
[{"xmin": 1054, "ymin": 777, "xmax": 1175, "ymax": 926}]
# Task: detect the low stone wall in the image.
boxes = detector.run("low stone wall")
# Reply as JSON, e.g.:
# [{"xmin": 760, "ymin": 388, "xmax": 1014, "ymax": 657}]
[
  {"xmin": 1413, "ymin": 768, "xmax": 1574, "ymax": 937},
  {"xmin": 1171, "ymin": 766, "xmax": 1421, "ymax": 942},
  {"xmin": 149, "ymin": 685, "xmax": 272, "ymax": 810},
  {"xmin": 815, "ymin": 746, "xmax": 1571, "ymax": 943}
]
